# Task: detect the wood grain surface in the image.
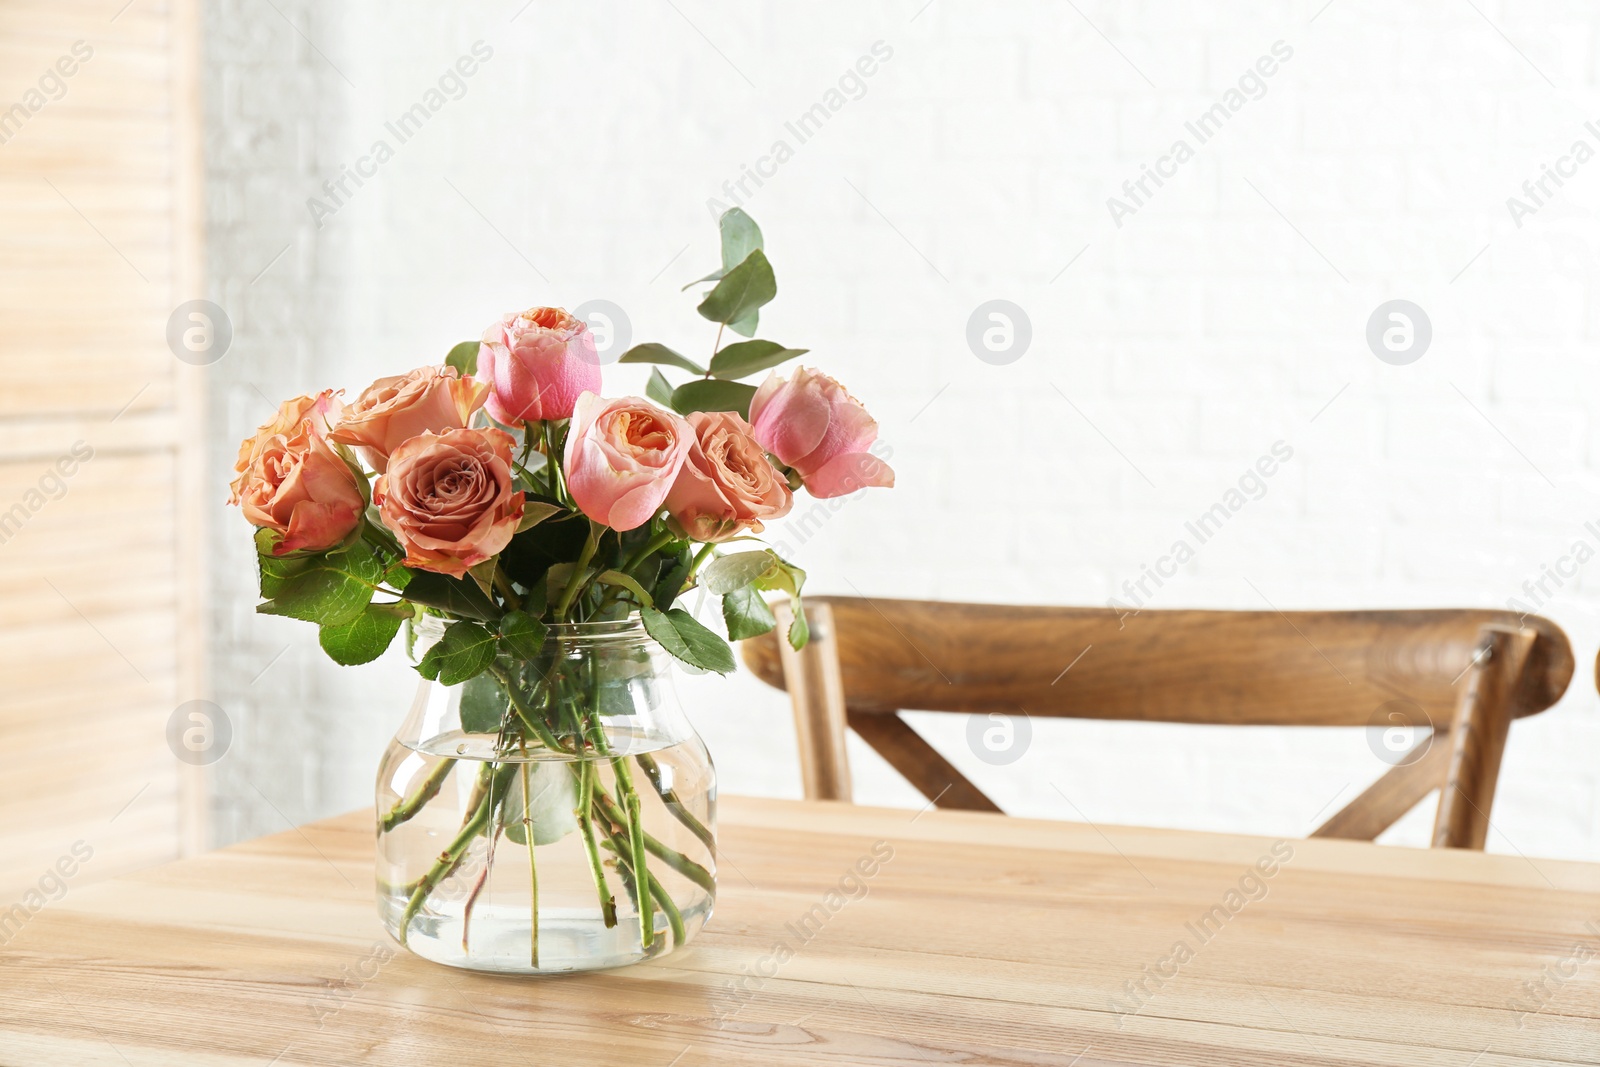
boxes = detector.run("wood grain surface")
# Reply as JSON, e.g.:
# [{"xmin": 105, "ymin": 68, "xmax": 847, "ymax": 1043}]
[{"xmin": 2, "ymin": 796, "xmax": 1598, "ymax": 1066}]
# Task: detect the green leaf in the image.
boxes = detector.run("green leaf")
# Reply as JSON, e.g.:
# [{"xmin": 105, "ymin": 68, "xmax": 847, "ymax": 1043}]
[
  {"xmin": 618, "ymin": 343, "xmax": 706, "ymax": 375},
  {"xmin": 681, "ymin": 208, "xmax": 765, "ymax": 291},
  {"xmin": 640, "ymin": 606, "xmax": 736, "ymax": 675},
  {"xmin": 593, "ymin": 569, "xmax": 655, "ymax": 608},
  {"xmin": 518, "ymin": 501, "xmax": 564, "ymax": 533},
  {"xmin": 503, "ymin": 762, "xmax": 579, "ymax": 846},
  {"xmin": 401, "ymin": 570, "xmax": 500, "ymax": 622},
  {"xmin": 458, "ymin": 672, "xmax": 508, "ymax": 734},
  {"xmin": 651, "ymin": 549, "xmax": 693, "ymax": 610},
  {"xmin": 257, "ymin": 542, "xmax": 382, "ymax": 626},
  {"xmin": 445, "ymin": 340, "xmax": 479, "ymax": 376},
  {"xmin": 670, "ymin": 379, "xmax": 758, "ymax": 419},
  {"xmin": 727, "ymin": 307, "xmax": 759, "ymax": 339},
  {"xmin": 498, "ymin": 611, "xmax": 547, "ymax": 660},
  {"xmin": 696, "ymin": 248, "xmax": 776, "ymax": 332},
  {"xmin": 318, "ymin": 604, "xmax": 405, "ymax": 665},
  {"xmin": 645, "ymin": 367, "xmax": 675, "ymax": 406},
  {"xmin": 417, "ymin": 620, "xmax": 498, "ymax": 685},
  {"xmin": 751, "ymin": 553, "xmax": 807, "ymax": 650},
  {"xmin": 722, "ymin": 586, "xmax": 777, "ymax": 641},
  {"xmin": 708, "ymin": 340, "xmax": 807, "ymax": 381},
  {"xmin": 255, "ymin": 530, "xmax": 310, "ymax": 599},
  {"xmin": 700, "ymin": 549, "xmax": 779, "ymax": 594},
  {"xmin": 787, "ymin": 607, "xmax": 810, "ymax": 650}
]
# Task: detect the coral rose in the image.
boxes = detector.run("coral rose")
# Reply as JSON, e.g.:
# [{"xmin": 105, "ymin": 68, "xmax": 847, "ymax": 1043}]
[
  {"xmin": 563, "ymin": 393, "xmax": 692, "ymax": 532},
  {"xmin": 329, "ymin": 365, "xmax": 487, "ymax": 473},
  {"xmin": 229, "ymin": 390, "xmax": 342, "ymax": 503},
  {"xmin": 748, "ymin": 367, "xmax": 895, "ymax": 499},
  {"xmin": 372, "ymin": 428, "xmax": 523, "ymax": 578},
  {"xmin": 665, "ymin": 411, "xmax": 792, "ymax": 542},
  {"xmin": 232, "ymin": 415, "xmax": 364, "ymax": 556},
  {"xmin": 478, "ymin": 306, "xmax": 602, "ymax": 424}
]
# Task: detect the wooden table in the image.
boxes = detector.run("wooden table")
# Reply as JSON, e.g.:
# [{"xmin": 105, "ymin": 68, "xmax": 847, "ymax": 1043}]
[{"xmin": 3, "ymin": 797, "xmax": 1599, "ymax": 1066}]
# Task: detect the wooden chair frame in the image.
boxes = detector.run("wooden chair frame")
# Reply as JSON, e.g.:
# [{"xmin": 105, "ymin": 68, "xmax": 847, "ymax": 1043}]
[{"xmin": 742, "ymin": 598, "xmax": 1574, "ymax": 849}]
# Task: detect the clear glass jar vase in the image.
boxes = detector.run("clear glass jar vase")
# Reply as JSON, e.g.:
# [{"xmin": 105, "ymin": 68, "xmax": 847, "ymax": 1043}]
[{"xmin": 375, "ymin": 616, "xmax": 716, "ymax": 974}]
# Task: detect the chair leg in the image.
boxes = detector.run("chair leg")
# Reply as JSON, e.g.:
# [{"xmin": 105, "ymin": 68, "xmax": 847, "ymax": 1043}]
[
  {"xmin": 1432, "ymin": 625, "xmax": 1535, "ymax": 849},
  {"xmin": 773, "ymin": 601, "xmax": 853, "ymax": 802}
]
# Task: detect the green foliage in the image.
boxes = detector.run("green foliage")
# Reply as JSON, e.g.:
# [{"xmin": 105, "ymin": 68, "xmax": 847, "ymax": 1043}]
[
  {"xmin": 640, "ymin": 606, "xmax": 736, "ymax": 674},
  {"xmin": 416, "ymin": 620, "xmax": 498, "ymax": 685},
  {"xmin": 402, "ymin": 571, "xmax": 500, "ymax": 622},
  {"xmin": 497, "ymin": 611, "xmax": 547, "ymax": 660},
  {"xmin": 457, "ymin": 672, "xmax": 508, "ymax": 734},
  {"xmin": 645, "ymin": 368, "xmax": 675, "ymax": 406},
  {"xmin": 670, "ymin": 379, "xmax": 757, "ymax": 419},
  {"xmin": 721, "ymin": 585, "xmax": 776, "ymax": 641},
  {"xmin": 708, "ymin": 339, "xmax": 807, "ymax": 381},
  {"xmin": 700, "ymin": 549, "xmax": 779, "ymax": 594},
  {"xmin": 696, "ymin": 249, "xmax": 775, "ymax": 337},
  {"xmin": 256, "ymin": 541, "xmax": 383, "ymax": 626},
  {"xmin": 318, "ymin": 603, "xmax": 406, "ymax": 665},
  {"xmin": 618, "ymin": 343, "xmax": 706, "ymax": 375},
  {"xmin": 445, "ymin": 340, "xmax": 479, "ymax": 376},
  {"xmin": 593, "ymin": 569, "xmax": 655, "ymax": 608},
  {"xmin": 683, "ymin": 207, "xmax": 764, "ymax": 290}
]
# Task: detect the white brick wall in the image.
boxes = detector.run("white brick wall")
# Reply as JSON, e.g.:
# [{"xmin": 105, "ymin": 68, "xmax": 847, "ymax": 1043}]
[{"xmin": 205, "ymin": 0, "xmax": 1600, "ymax": 860}]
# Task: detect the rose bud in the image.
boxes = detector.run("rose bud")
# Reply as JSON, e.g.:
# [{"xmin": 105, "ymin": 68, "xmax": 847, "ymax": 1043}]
[
  {"xmin": 329, "ymin": 365, "xmax": 487, "ymax": 473},
  {"xmin": 563, "ymin": 393, "xmax": 692, "ymax": 531},
  {"xmin": 372, "ymin": 427, "xmax": 524, "ymax": 578},
  {"xmin": 232, "ymin": 420, "xmax": 364, "ymax": 556},
  {"xmin": 665, "ymin": 411, "xmax": 793, "ymax": 542},
  {"xmin": 228, "ymin": 390, "xmax": 342, "ymax": 503},
  {"xmin": 478, "ymin": 306, "xmax": 602, "ymax": 424},
  {"xmin": 747, "ymin": 367, "xmax": 895, "ymax": 499}
]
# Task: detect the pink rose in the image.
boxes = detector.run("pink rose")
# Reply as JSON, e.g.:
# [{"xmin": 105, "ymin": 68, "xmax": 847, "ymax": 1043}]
[
  {"xmin": 665, "ymin": 411, "xmax": 793, "ymax": 542},
  {"xmin": 229, "ymin": 390, "xmax": 342, "ymax": 503},
  {"xmin": 478, "ymin": 306, "xmax": 602, "ymax": 424},
  {"xmin": 373, "ymin": 428, "xmax": 524, "ymax": 578},
  {"xmin": 329, "ymin": 366, "xmax": 487, "ymax": 473},
  {"xmin": 232, "ymin": 408, "xmax": 365, "ymax": 556},
  {"xmin": 748, "ymin": 367, "xmax": 895, "ymax": 499},
  {"xmin": 563, "ymin": 394, "xmax": 692, "ymax": 531}
]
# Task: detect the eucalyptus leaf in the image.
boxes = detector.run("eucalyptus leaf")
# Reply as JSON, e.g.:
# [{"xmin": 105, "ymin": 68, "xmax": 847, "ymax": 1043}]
[
  {"xmin": 708, "ymin": 339, "xmax": 808, "ymax": 381},
  {"xmin": 458, "ymin": 672, "xmax": 508, "ymax": 734},
  {"xmin": 645, "ymin": 367, "xmax": 675, "ymax": 407},
  {"xmin": 417, "ymin": 620, "xmax": 498, "ymax": 685},
  {"xmin": 502, "ymin": 762, "xmax": 579, "ymax": 846},
  {"xmin": 445, "ymin": 340, "xmax": 480, "ymax": 376},
  {"xmin": 670, "ymin": 379, "xmax": 757, "ymax": 419},
  {"xmin": 641, "ymin": 606, "xmax": 736, "ymax": 675},
  {"xmin": 618, "ymin": 343, "xmax": 706, "ymax": 375},
  {"xmin": 318, "ymin": 603, "xmax": 405, "ymax": 665},
  {"xmin": 696, "ymin": 248, "xmax": 776, "ymax": 331},
  {"xmin": 722, "ymin": 586, "xmax": 777, "ymax": 641},
  {"xmin": 681, "ymin": 207, "xmax": 764, "ymax": 290},
  {"xmin": 700, "ymin": 550, "xmax": 779, "ymax": 594}
]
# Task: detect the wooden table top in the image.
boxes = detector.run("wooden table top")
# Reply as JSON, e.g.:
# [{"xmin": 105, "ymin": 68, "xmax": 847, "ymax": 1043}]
[{"xmin": 3, "ymin": 796, "xmax": 1599, "ymax": 1066}]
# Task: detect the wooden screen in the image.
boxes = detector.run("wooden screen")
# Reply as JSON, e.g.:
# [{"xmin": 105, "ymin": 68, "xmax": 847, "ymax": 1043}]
[{"xmin": 0, "ymin": 0, "xmax": 203, "ymax": 901}]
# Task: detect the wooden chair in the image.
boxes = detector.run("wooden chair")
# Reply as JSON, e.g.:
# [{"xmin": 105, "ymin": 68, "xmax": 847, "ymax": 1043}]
[{"xmin": 741, "ymin": 598, "xmax": 1574, "ymax": 849}]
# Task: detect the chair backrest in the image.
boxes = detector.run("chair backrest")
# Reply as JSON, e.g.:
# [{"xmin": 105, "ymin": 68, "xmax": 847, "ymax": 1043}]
[{"xmin": 741, "ymin": 597, "xmax": 1574, "ymax": 849}]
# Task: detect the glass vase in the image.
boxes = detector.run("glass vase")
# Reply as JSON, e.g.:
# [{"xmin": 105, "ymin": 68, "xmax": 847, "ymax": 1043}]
[{"xmin": 375, "ymin": 616, "xmax": 716, "ymax": 974}]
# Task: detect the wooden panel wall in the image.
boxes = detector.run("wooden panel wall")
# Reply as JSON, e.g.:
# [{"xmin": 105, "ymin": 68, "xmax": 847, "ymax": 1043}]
[{"xmin": 0, "ymin": 0, "xmax": 203, "ymax": 900}]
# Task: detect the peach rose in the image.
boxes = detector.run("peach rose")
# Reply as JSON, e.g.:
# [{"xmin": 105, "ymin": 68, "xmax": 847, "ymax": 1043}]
[
  {"xmin": 478, "ymin": 306, "xmax": 602, "ymax": 424},
  {"xmin": 665, "ymin": 411, "xmax": 792, "ymax": 542},
  {"xmin": 229, "ymin": 390, "xmax": 342, "ymax": 503},
  {"xmin": 233, "ymin": 417, "xmax": 365, "ymax": 556},
  {"xmin": 563, "ymin": 393, "xmax": 692, "ymax": 531},
  {"xmin": 329, "ymin": 366, "xmax": 487, "ymax": 473},
  {"xmin": 748, "ymin": 367, "xmax": 895, "ymax": 499},
  {"xmin": 373, "ymin": 428, "xmax": 523, "ymax": 577}
]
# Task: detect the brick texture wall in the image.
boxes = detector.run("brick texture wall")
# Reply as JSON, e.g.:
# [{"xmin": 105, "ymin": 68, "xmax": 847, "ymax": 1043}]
[{"xmin": 204, "ymin": 0, "xmax": 1600, "ymax": 859}]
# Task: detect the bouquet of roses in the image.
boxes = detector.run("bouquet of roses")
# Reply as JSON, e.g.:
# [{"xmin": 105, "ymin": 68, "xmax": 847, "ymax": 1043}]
[{"xmin": 227, "ymin": 209, "xmax": 892, "ymax": 961}]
